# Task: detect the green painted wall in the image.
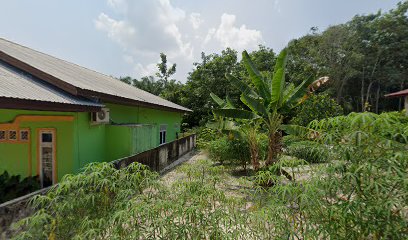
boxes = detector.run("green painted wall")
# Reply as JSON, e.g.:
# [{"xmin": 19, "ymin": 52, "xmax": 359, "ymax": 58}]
[
  {"xmin": 105, "ymin": 104, "xmax": 183, "ymax": 160},
  {"xmin": 105, "ymin": 125, "xmax": 131, "ymax": 161},
  {"xmin": 0, "ymin": 103, "xmax": 184, "ymax": 183},
  {"xmin": 106, "ymin": 103, "xmax": 183, "ymax": 145},
  {"xmin": 0, "ymin": 109, "xmax": 74, "ymax": 181},
  {"xmin": 74, "ymin": 112, "xmax": 106, "ymax": 173},
  {"xmin": 0, "ymin": 143, "xmax": 29, "ymax": 178}
]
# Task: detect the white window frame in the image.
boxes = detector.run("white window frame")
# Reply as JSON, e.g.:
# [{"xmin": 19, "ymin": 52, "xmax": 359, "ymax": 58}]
[
  {"xmin": 39, "ymin": 129, "xmax": 56, "ymax": 188},
  {"xmin": 159, "ymin": 125, "xmax": 167, "ymax": 145}
]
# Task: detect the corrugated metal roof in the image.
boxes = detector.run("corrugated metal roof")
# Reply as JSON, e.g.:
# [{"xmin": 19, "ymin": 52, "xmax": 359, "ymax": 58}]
[
  {"xmin": 385, "ymin": 89, "xmax": 408, "ymax": 98},
  {"xmin": 0, "ymin": 60, "xmax": 103, "ymax": 107},
  {"xmin": 0, "ymin": 38, "xmax": 191, "ymax": 112}
]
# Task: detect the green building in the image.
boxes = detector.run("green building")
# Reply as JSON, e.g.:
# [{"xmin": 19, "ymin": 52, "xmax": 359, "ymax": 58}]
[{"xmin": 0, "ymin": 38, "xmax": 190, "ymax": 187}]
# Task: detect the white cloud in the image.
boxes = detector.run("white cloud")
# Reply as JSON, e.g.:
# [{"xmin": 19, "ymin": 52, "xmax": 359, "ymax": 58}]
[
  {"xmin": 107, "ymin": 0, "xmax": 128, "ymax": 13},
  {"xmin": 189, "ymin": 13, "xmax": 203, "ymax": 29},
  {"xmin": 134, "ymin": 63, "xmax": 157, "ymax": 77},
  {"xmin": 210, "ymin": 13, "xmax": 264, "ymax": 51},
  {"xmin": 274, "ymin": 0, "xmax": 282, "ymax": 13},
  {"xmin": 95, "ymin": 1, "xmax": 264, "ymax": 80},
  {"xmin": 95, "ymin": 0, "xmax": 192, "ymax": 59},
  {"xmin": 95, "ymin": 13, "xmax": 136, "ymax": 51}
]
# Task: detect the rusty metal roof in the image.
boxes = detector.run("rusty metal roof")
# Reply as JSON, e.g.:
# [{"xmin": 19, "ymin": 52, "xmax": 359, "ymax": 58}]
[
  {"xmin": 0, "ymin": 60, "xmax": 103, "ymax": 108},
  {"xmin": 0, "ymin": 38, "xmax": 191, "ymax": 112},
  {"xmin": 384, "ymin": 89, "xmax": 408, "ymax": 98}
]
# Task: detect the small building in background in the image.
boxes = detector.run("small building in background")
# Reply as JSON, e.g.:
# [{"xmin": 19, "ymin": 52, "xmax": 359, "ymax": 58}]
[
  {"xmin": 0, "ymin": 38, "xmax": 190, "ymax": 188},
  {"xmin": 385, "ymin": 89, "xmax": 408, "ymax": 116}
]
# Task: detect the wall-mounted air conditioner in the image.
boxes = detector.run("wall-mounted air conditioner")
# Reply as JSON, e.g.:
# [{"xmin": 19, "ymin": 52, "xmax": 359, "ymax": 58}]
[{"xmin": 91, "ymin": 108, "xmax": 110, "ymax": 124}]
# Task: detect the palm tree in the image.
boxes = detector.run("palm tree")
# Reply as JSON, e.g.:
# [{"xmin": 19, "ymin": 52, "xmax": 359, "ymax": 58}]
[{"xmin": 211, "ymin": 48, "xmax": 328, "ymax": 167}]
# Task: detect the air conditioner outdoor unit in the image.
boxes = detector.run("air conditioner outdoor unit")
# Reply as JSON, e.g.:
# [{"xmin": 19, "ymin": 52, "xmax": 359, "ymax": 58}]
[{"xmin": 91, "ymin": 108, "xmax": 110, "ymax": 124}]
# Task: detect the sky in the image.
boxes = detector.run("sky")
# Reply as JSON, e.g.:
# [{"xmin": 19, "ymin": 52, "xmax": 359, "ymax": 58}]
[{"xmin": 0, "ymin": 0, "xmax": 402, "ymax": 82}]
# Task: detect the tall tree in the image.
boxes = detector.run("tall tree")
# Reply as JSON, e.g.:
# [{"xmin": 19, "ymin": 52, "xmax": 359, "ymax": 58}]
[
  {"xmin": 156, "ymin": 53, "xmax": 176, "ymax": 83},
  {"xmin": 212, "ymin": 49, "xmax": 328, "ymax": 167},
  {"xmin": 182, "ymin": 48, "xmax": 241, "ymax": 127}
]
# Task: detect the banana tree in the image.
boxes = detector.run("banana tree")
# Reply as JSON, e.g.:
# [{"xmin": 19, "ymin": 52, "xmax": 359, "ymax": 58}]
[
  {"xmin": 211, "ymin": 48, "xmax": 328, "ymax": 166},
  {"xmin": 209, "ymin": 93, "xmax": 263, "ymax": 170}
]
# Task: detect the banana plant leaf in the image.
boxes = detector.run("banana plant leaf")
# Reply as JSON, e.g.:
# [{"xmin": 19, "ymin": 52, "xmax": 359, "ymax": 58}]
[
  {"xmin": 242, "ymin": 50, "xmax": 271, "ymax": 102},
  {"xmin": 213, "ymin": 108, "xmax": 259, "ymax": 120},
  {"xmin": 240, "ymin": 94, "xmax": 268, "ymax": 117},
  {"xmin": 271, "ymin": 48, "xmax": 288, "ymax": 108},
  {"xmin": 227, "ymin": 74, "xmax": 258, "ymax": 98}
]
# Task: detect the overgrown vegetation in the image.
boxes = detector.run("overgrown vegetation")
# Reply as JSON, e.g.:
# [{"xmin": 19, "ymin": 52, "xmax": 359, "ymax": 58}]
[
  {"xmin": 0, "ymin": 172, "xmax": 39, "ymax": 204},
  {"xmin": 290, "ymin": 94, "xmax": 344, "ymax": 126},
  {"xmin": 15, "ymin": 117, "xmax": 407, "ymax": 238},
  {"xmin": 14, "ymin": 163, "xmax": 158, "ymax": 239},
  {"xmin": 285, "ymin": 140, "xmax": 329, "ymax": 163}
]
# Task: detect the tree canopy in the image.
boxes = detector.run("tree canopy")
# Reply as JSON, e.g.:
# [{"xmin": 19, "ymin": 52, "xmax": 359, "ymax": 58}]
[{"xmin": 119, "ymin": 2, "xmax": 407, "ymax": 128}]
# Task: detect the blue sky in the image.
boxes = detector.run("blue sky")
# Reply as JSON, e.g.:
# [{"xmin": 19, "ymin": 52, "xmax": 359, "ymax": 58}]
[{"xmin": 0, "ymin": 0, "xmax": 401, "ymax": 82}]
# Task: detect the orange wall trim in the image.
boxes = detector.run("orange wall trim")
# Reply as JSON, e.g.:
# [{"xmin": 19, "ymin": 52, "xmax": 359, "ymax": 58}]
[
  {"xmin": 0, "ymin": 115, "xmax": 73, "ymax": 178},
  {"xmin": 0, "ymin": 115, "xmax": 74, "ymax": 129}
]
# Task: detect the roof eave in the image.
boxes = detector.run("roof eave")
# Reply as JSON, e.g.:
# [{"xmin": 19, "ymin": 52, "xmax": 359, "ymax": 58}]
[
  {"xmin": 78, "ymin": 89, "xmax": 191, "ymax": 113},
  {"xmin": 0, "ymin": 97, "xmax": 103, "ymax": 112},
  {"xmin": 0, "ymin": 51, "xmax": 78, "ymax": 95},
  {"xmin": 0, "ymin": 47, "xmax": 192, "ymax": 113}
]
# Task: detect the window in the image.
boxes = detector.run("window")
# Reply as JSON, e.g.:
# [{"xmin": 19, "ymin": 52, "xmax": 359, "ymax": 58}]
[
  {"xmin": 8, "ymin": 130, "xmax": 17, "ymax": 140},
  {"xmin": 159, "ymin": 125, "xmax": 167, "ymax": 145},
  {"xmin": 20, "ymin": 130, "xmax": 29, "ymax": 141},
  {"xmin": 174, "ymin": 123, "xmax": 180, "ymax": 139},
  {"xmin": 0, "ymin": 130, "xmax": 5, "ymax": 141}
]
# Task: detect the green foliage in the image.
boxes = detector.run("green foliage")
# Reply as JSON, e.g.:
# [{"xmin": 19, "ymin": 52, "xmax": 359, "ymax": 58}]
[
  {"xmin": 285, "ymin": 140, "xmax": 330, "ymax": 163},
  {"xmin": 310, "ymin": 137, "xmax": 408, "ymax": 238},
  {"xmin": 285, "ymin": 111, "xmax": 408, "ymax": 146},
  {"xmin": 282, "ymin": 134, "xmax": 303, "ymax": 146},
  {"xmin": 194, "ymin": 127, "xmax": 219, "ymax": 149},
  {"xmin": 14, "ymin": 130, "xmax": 408, "ymax": 239},
  {"xmin": 14, "ymin": 162, "xmax": 158, "ymax": 240},
  {"xmin": 253, "ymin": 156, "xmax": 308, "ymax": 187},
  {"xmin": 212, "ymin": 47, "xmax": 329, "ymax": 166},
  {"xmin": 251, "ymin": 133, "xmax": 407, "ymax": 238},
  {"xmin": 156, "ymin": 52, "xmax": 176, "ymax": 82},
  {"xmin": 119, "ymin": 52, "xmax": 184, "ymax": 105},
  {"xmin": 14, "ymin": 160, "xmax": 254, "ymax": 239},
  {"xmin": 207, "ymin": 136, "xmax": 231, "ymax": 164},
  {"xmin": 287, "ymin": 2, "xmax": 408, "ymax": 113},
  {"xmin": 207, "ymin": 136, "xmax": 251, "ymax": 169},
  {"xmin": 0, "ymin": 172, "xmax": 40, "ymax": 204},
  {"xmin": 291, "ymin": 94, "xmax": 344, "ymax": 126},
  {"xmin": 123, "ymin": 3, "xmax": 407, "ymax": 130},
  {"xmin": 307, "ymin": 111, "xmax": 408, "ymax": 144},
  {"xmin": 182, "ymin": 48, "xmax": 242, "ymax": 127}
]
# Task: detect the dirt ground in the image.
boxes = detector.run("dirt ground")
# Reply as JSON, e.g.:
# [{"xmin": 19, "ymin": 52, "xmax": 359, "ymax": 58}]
[{"xmin": 160, "ymin": 151, "xmax": 253, "ymax": 200}]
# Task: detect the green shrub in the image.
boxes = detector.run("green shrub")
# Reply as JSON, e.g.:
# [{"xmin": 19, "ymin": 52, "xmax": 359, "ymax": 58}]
[
  {"xmin": 291, "ymin": 94, "xmax": 343, "ymax": 126},
  {"xmin": 257, "ymin": 133, "xmax": 269, "ymax": 162},
  {"xmin": 14, "ymin": 162, "xmax": 158, "ymax": 240},
  {"xmin": 0, "ymin": 171, "xmax": 40, "ymax": 203},
  {"xmin": 285, "ymin": 140, "xmax": 330, "ymax": 163},
  {"xmin": 207, "ymin": 136, "xmax": 231, "ymax": 164},
  {"xmin": 253, "ymin": 157, "xmax": 307, "ymax": 187},
  {"xmin": 228, "ymin": 138, "xmax": 251, "ymax": 169},
  {"xmin": 311, "ymin": 137, "xmax": 408, "ymax": 239},
  {"xmin": 282, "ymin": 134, "xmax": 302, "ymax": 147},
  {"xmin": 207, "ymin": 137, "xmax": 251, "ymax": 169},
  {"xmin": 195, "ymin": 127, "xmax": 219, "ymax": 149}
]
